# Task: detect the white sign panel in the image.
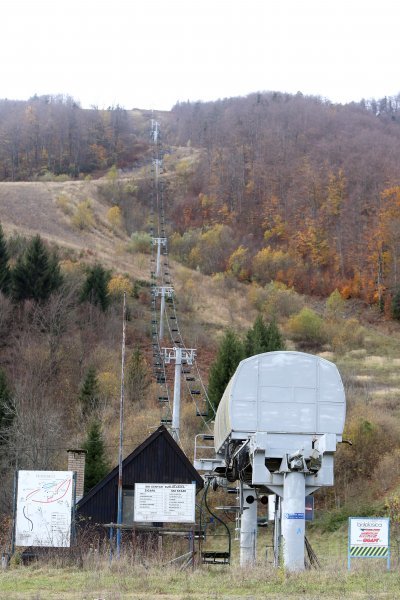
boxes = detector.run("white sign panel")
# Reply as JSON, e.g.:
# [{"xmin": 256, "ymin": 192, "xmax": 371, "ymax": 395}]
[
  {"xmin": 15, "ymin": 470, "xmax": 74, "ymax": 547},
  {"xmin": 134, "ymin": 483, "xmax": 196, "ymax": 523},
  {"xmin": 350, "ymin": 518, "xmax": 389, "ymax": 547}
]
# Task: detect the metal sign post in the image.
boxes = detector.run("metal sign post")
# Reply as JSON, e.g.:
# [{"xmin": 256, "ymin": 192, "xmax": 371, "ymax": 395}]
[{"xmin": 116, "ymin": 292, "xmax": 127, "ymax": 558}]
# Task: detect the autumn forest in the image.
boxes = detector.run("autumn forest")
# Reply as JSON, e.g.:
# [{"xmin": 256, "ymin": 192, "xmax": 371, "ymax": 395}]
[{"xmin": 2, "ymin": 92, "xmax": 400, "ymax": 312}]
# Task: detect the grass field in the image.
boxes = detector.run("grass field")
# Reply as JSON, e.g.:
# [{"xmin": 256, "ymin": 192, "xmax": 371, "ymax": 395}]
[
  {"xmin": 1, "ymin": 560, "xmax": 399, "ymax": 599},
  {"xmin": 0, "ymin": 526, "xmax": 397, "ymax": 600}
]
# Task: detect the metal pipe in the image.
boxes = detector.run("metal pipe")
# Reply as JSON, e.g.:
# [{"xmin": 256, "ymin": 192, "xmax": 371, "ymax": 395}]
[
  {"xmin": 172, "ymin": 347, "xmax": 182, "ymax": 441},
  {"xmin": 156, "ymin": 241, "xmax": 161, "ymax": 277},
  {"xmin": 116, "ymin": 292, "xmax": 127, "ymax": 557},
  {"xmin": 281, "ymin": 472, "xmax": 305, "ymax": 571},
  {"xmin": 240, "ymin": 483, "xmax": 258, "ymax": 566},
  {"xmin": 273, "ymin": 495, "xmax": 281, "ymax": 568},
  {"xmin": 159, "ymin": 288, "xmax": 165, "ymax": 340}
]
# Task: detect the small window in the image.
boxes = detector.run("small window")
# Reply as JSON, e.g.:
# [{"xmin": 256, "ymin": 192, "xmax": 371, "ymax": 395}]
[{"xmin": 122, "ymin": 489, "xmax": 135, "ymax": 524}]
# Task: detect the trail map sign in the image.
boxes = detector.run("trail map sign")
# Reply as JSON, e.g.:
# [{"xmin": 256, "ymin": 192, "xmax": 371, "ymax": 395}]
[
  {"xmin": 15, "ymin": 470, "xmax": 75, "ymax": 548},
  {"xmin": 348, "ymin": 517, "xmax": 390, "ymax": 570},
  {"xmin": 134, "ymin": 483, "xmax": 196, "ymax": 523}
]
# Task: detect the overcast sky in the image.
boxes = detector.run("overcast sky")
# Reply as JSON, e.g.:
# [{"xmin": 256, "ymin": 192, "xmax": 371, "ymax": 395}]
[{"xmin": 2, "ymin": 0, "xmax": 399, "ymax": 110}]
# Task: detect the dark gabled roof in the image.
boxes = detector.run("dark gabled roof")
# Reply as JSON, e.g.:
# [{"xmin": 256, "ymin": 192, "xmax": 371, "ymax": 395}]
[{"xmin": 77, "ymin": 425, "xmax": 203, "ymax": 511}]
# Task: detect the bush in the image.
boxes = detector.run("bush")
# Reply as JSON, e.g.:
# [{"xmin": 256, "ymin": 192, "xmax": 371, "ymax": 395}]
[
  {"xmin": 107, "ymin": 274, "xmax": 133, "ymax": 298},
  {"xmin": 106, "ymin": 206, "xmax": 122, "ymax": 230},
  {"xmin": 55, "ymin": 194, "xmax": 74, "ymax": 216},
  {"xmin": 325, "ymin": 288, "xmax": 345, "ymax": 320},
  {"xmin": 287, "ymin": 307, "xmax": 327, "ymax": 349},
  {"xmin": 36, "ymin": 170, "xmax": 70, "ymax": 182},
  {"xmin": 326, "ymin": 318, "xmax": 364, "ymax": 354},
  {"xmin": 252, "ymin": 246, "xmax": 293, "ymax": 285},
  {"xmin": 72, "ymin": 200, "xmax": 95, "ymax": 230},
  {"xmin": 169, "ymin": 230, "xmax": 200, "ymax": 264},
  {"xmin": 263, "ymin": 281, "xmax": 304, "ymax": 319},
  {"xmin": 127, "ymin": 232, "xmax": 152, "ymax": 254}
]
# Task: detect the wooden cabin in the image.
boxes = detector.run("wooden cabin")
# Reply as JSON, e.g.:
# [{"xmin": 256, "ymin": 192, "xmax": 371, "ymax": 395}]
[{"xmin": 76, "ymin": 425, "xmax": 203, "ymax": 526}]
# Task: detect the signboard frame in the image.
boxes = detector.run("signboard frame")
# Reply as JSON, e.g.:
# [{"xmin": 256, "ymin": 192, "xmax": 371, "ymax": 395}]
[
  {"xmin": 14, "ymin": 470, "xmax": 76, "ymax": 548},
  {"xmin": 348, "ymin": 517, "xmax": 390, "ymax": 570},
  {"xmin": 134, "ymin": 483, "xmax": 196, "ymax": 523}
]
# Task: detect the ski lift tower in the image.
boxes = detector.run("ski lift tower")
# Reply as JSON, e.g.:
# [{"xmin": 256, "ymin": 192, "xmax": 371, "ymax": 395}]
[
  {"xmin": 152, "ymin": 286, "xmax": 174, "ymax": 339},
  {"xmin": 152, "ymin": 237, "xmax": 167, "ymax": 278},
  {"xmin": 162, "ymin": 347, "xmax": 196, "ymax": 442},
  {"xmin": 195, "ymin": 351, "xmax": 346, "ymax": 571}
]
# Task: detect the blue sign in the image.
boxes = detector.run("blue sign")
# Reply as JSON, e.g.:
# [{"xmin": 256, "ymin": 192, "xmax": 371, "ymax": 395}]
[{"xmin": 284, "ymin": 512, "xmax": 305, "ymax": 519}]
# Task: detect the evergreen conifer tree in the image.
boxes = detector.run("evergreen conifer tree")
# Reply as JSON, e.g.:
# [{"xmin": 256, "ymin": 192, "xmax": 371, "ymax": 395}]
[
  {"xmin": 12, "ymin": 234, "xmax": 62, "ymax": 302},
  {"xmin": 265, "ymin": 319, "xmax": 285, "ymax": 351},
  {"xmin": 392, "ymin": 288, "xmax": 400, "ymax": 320},
  {"xmin": 126, "ymin": 348, "xmax": 150, "ymax": 406},
  {"xmin": 0, "ymin": 369, "xmax": 14, "ymax": 440},
  {"xmin": 80, "ymin": 263, "xmax": 111, "ymax": 311},
  {"xmin": 0, "ymin": 223, "xmax": 11, "ymax": 295},
  {"xmin": 79, "ymin": 366, "xmax": 99, "ymax": 416},
  {"xmin": 244, "ymin": 315, "xmax": 285, "ymax": 357},
  {"xmin": 208, "ymin": 329, "xmax": 244, "ymax": 409},
  {"xmin": 82, "ymin": 419, "xmax": 109, "ymax": 493}
]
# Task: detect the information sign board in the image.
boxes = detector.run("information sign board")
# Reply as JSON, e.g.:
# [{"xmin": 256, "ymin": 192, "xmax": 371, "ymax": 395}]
[
  {"xmin": 348, "ymin": 517, "xmax": 390, "ymax": 570},
  {"xmin": 15, "ymin": 470, "xmax": 75, "ymax": 548},
  {"xmin": 134, "ymin": 483, "xmax": 195, "ymax": 523}
]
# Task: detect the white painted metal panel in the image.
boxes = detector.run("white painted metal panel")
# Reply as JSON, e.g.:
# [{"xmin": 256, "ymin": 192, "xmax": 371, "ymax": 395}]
[
  {"xmin": 15, "ymin": 470, "xmax": 74, "ymax": 548},
  {"xmin": 259, "ymin": 402, "xmax": 317, "ymax": 433},
  {"xmin": 318, "ymin": 403, "xmax": 346, "ymax": 433},
  {"xmin": 214, "ymin": 352, "xmax": 345, "ymax": 452},
  {"xmin": 134, "ymin": 483, "xmax": 195, "ymax": 523}
]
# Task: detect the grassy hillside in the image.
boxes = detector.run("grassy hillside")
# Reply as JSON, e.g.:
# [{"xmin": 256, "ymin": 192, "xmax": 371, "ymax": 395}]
[{"xmin": 2, "ymin": 154, "xmax": 400, "ymax": 597}]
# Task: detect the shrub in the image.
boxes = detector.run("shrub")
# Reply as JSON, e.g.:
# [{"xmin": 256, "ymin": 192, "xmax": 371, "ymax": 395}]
[
  {"xmin": 55, "ymin": 194, "xmax": 73, "ymax": 216},
  {"xmin": 325, "ymin": 288, "xmax": 345, "ymax": 320},
  {"xmin": 169, "ymin": 230, "xmax": 200, "ymax": 264},
  {"xmin": 227, "ymin": 245, "xmax": 250, "ymax": 281},
  {"xmin": 187, "ymin": 225, "xmax": 235, "ymax": 275},
  {"xmin": 247, "ymin": 282, "xmax": 268, "ymax": 311},
  {"xmin": 72, "ymin": 199, "xmax": 95, "ymax": 230},
  {"xmin": 127, "ymin": 232, "xmax": 152, "ymax": 254},
  {"xmin": 252, "ymin": 246, "xmax": 293, "ymax": 285},
  {"xmin": 37, "ymin": 170, "xmax": 69, "ymax": 182},
  {"xmin": 107, "ymin": 274, "xmax": 133, "ymax": 298},
  {"xmin": 106, "ymin": 206, "xmax": 122, "ymax": 230},
  {"xmin": 287, "ymin": 307, "xmax": 327, "ymax": 349},
  {"xmin": 263, "ymin": 281, "xmax": 304, "ymax": 319},
  {"xmin": 326, "ymin": 318, "xmax": 364, "ymax": 354}
]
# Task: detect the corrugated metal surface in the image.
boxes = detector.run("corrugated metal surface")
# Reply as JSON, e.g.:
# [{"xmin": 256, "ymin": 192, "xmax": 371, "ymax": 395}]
[{"xmin": 77, "ymin": 426, "xmax": 203, "ymax": 525}]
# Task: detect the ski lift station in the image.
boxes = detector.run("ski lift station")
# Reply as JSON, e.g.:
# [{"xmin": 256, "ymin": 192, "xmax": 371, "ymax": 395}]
[{"xmin": 195, "ymin": 351, "xmax": 346, "ymax": 571}]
